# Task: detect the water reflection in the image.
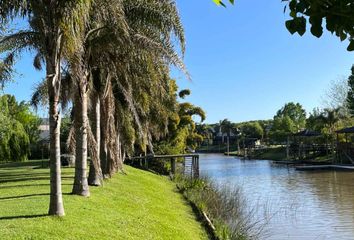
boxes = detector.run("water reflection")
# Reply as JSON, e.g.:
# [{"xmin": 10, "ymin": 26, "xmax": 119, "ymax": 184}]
[{"xmin": 199, "ymin": 154, "xmax": 354, "ymax": 240}]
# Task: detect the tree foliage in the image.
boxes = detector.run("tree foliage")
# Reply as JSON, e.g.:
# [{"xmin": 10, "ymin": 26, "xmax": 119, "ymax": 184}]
[
  {"xmin": 0, "ymin": 94, "xmax": 39, "ymax": 162},
  {"xmin": 284, "ymin": 0, "xmax": 354, "ymax": 51},
  {"xmin": 240, "ymin": 122, "xmax": 263, "ymax": 139},
  {"xmin": 270, "ymin": 102, "xmax": 306, "ymax": 141},
  {"xmin": 154, "ymin": 86, "xmax": 206, "ymax": 154},
  {"xmin": 213, "ymin": 0, "xmax": 354, "ymax": 51}
]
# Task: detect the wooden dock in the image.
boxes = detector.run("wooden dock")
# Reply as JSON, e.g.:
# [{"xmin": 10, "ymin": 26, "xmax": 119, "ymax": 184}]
[
  {"xmin": 295, "ymin": 165, "xmax": 354, "ymax": 171},
  {"xmin": 125, "ymin": 154, "xmax": 200, "ymax": 178}
]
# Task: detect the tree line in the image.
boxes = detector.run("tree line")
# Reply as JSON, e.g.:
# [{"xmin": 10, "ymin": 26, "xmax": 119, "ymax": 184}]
[{"xmin": 197, "ymin": 65, "xmax": 354, "ymax": 148}]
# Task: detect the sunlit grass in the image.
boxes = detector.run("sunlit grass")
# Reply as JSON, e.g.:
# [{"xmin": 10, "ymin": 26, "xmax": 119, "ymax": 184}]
[{"xmin": 0, "ymin": 161, "xmax": 207, "ymax": 240}]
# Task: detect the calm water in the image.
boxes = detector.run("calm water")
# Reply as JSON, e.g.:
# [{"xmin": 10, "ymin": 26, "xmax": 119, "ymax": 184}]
[{"xmin": 199, "ymin": 154, "xmax": 354, "ymax": 240}]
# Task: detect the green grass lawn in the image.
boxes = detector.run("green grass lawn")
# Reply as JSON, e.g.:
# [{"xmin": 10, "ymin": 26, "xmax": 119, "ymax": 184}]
[
  {"xmin": 0, "ymin": 160, "xmax": 208, "ymax": 240},
  {"xmin": 255, "ymin": 146, "xmax": 287, "ymax": 161}
]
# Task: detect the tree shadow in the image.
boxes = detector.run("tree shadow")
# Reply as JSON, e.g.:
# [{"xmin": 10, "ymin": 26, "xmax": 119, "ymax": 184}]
[
  {"xmin": 0, "ymin": 161, "xmax": 46, "ymax": 169},
  {"xmin": 0, "ymin": 193, "xmax": 49, "ymax": 201},
  {"xmin": 0, "ymin": 176, "xmax": 74, "ymax": 184},
  {"xmin": 0, "ymin": 214, "xmax": 48, "ymax": 220},
  {"xmin": 0, "ymin": 192, "xmax": 72, "ymax": 201},
  {"xmin": 0, "ymin": 183, "xmax": 72, "ymax": 189},
  {"xmin": 0, "ymin": 171, "xmax": 74, "ymax": 178}
]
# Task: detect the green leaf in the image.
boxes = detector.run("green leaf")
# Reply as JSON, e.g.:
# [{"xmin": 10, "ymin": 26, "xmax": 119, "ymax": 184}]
[
  {"xmin": 296, "ymin": 17, "xmax": 306, "ymax": 36},
  {"xmin": 213, "ymin": 0, "xmax": 222, "ymax": 5},
  {"xmin": 347, "ymin": 40, "xmax": 354, "ymax": 51},
  {"xmin": 309, "ymin": 16, "xmax": 323, "ymax": 38},
  {"xmin": 286, "ymin": 20, "xmax": 297, "ymax": 35},
  {"xmin": 340, "ymin": 31, "xmax": 347, "ymax": 41},
  {"xmin": 310, "ymin": 25, "xmax": 323, "ymax": 38},
  {"xmin": 213, "ymin": 0, "xmax": 227, "ymax": 7}
]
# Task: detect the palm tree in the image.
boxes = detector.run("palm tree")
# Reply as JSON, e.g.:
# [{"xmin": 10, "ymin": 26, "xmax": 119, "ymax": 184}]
[
  {"xmin": 83, "ymin": 0, "xmax": 187, "ymax": 178},
  {"xmin": 1, "ymin": 0, "xmax": 187, "ymax": 202},
  {"xmin": 67, "ymin": 0, "xmax": 130, "ymax": 195},
  {"xmin": 0, "ymin": 0, "xmax": 95, "ymax": 216}
]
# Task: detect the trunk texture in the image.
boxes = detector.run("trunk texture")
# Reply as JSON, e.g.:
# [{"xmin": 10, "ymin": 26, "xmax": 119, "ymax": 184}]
[
  {"xmin": 72, "ymin": 77, "xmax": 90, "ymax": 196},
  {"xmin": 88, "ymin": 96, "xmax": 102, "ymax": 186},
  {"xmin": 47, "ymin": 38, "xmax": 65, "ymax": 216}
]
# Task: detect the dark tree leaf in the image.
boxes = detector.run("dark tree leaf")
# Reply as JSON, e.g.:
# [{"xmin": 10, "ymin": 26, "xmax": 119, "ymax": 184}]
[
  {"xmin": 348, "ymin": 40, "xmax": 354, "ymax": 51},
  {"xmin": 286, "ymin": 20, "xmax": 297, "ymax": 34}
]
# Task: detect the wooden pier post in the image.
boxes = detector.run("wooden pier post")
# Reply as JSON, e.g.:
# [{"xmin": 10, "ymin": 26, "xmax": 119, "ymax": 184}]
[
  {"xmin": 170, "ymin": 157, "xmax": 176, "ymax": 175},
  {"xmin": 195, "ymin": 155, "xmax": 199, "ymax": 178}
]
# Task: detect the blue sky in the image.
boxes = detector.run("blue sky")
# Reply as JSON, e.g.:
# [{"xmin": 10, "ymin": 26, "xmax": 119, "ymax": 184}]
[{"xmin": 3, "ymin": 0, "xmax": 354, "ymax": 122}]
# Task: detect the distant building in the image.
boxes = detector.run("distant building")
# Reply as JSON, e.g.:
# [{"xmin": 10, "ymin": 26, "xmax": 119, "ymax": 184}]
[
  {"xmin": 38, "ymin": 118, "xmax": 50, "ymax": 141},
  {"xmin": 212, "ymin": 127, "xmax": 238, "ymax": 145}
]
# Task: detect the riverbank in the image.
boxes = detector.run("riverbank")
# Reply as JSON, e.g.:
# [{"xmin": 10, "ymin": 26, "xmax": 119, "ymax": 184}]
[
  {"xmin": 0, "ymin": 160, "xmax": 207, "ymax": 240},
  {"xmin": 226, "ymin": 146, "xmax": 287, "ymax": 161}
]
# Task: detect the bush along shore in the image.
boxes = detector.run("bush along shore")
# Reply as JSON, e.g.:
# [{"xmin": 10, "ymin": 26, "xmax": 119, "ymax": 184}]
[{"xmin": 173, "ymin": 174, "xmax": 266, "ymax": 240}]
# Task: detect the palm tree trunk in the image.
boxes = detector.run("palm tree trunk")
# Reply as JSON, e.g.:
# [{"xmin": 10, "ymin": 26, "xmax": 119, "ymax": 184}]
[
  {"xmin": 47, "ymin": 38, "xmax": 65, "ymax": 216},
  {"xmin": 72, "ymin": 78, "xmax": 90, "ymax": 196},
  {"xmin": 88, "ymin": 95, "xmax": 102, "ymax": 186}
]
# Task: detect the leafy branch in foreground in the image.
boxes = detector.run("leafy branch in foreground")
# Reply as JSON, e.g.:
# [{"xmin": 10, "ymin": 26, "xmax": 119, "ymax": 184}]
[
  {"xmin": 213, "ymin": 0, "xmax": 235, "ymax": 7},
  {"xmin": 283, "ymin": 0, "xmax": 354, "ymax": 51}
]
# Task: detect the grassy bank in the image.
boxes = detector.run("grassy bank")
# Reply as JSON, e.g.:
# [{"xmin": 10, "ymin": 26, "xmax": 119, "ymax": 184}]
[
  {"xmin": 0, "ymin": 161, "xmax": 207, "ymax": 240},
  {"xmin": 254, "ymin": 146, "xmax": 287, "ymax": 161},
  {"xmin": 197, "ymin": 145, "xmax": 238, "ymax": 153},
  {"xmin": 227, "ymin": 146, "xmax": 286, "ymax": 161}
]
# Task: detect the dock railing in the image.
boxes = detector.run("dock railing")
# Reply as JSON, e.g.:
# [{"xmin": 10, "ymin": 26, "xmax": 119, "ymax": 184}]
[{"xmin": 125, "ymin": 154, "xmax": 200, "ymax": 178}]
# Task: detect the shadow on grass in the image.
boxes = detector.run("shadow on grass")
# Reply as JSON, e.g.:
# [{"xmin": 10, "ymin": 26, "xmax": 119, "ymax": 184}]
[
  {"xmin": 0, "ymin": 172, "xmax": 74, "ymax": 179},
  {"xmin": 0, "ymin": 173, "xmax": 50, "ymax": 179},
  {"xmin": 0, "ymin": 160, "xmax": 47, "ymax": 169},
  {"xmin": 0, "ymin": 192, "xmax": 72, "ymax": 201},
  {"xmin": 0, "ymin": 183, "xmax": 73, "ymax": 189},
  {"xmin": 0, "ymin": 176, "xmax": 74, "ymax": 184},
  {"xmin": 0, "ymin": 214, "xmax": 48, "ymax": 220},
  {"xmin": 0, "ymin": 193, "xmax": 50, "ymax": 201}
]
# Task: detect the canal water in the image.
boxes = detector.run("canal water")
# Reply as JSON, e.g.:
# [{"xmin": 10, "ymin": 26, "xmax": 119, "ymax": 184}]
[{"xmin": 199, "ymin": 154, "xmax": 354, "ymax": 240}]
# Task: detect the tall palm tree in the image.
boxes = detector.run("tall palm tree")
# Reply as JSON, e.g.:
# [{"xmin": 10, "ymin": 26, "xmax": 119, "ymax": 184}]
[
  {"xmin": 73, "ymin": 0, "xmax": 187, "ymax": 181},
  {"xmin": 2, "ymin": 0, "xmax": 187, "ymax": 201},
  {"xmin": 67, "ymin": 0, "xmax": 130, "ymax": 195},
  {"xmin": 0, "ymin": 0, "xmax": 95, "ymax": 216}
]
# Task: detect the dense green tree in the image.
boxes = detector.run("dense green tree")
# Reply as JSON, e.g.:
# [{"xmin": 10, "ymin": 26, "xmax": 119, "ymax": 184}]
[
  {"xmin": 0, "ymin": 95, "xmax": 39, "ymax": 162},
  {"xmin": 321, "ymin": 107, "xmax": 345, "ymax": 152},
  {"xmin": 306, "ymin": 108, "xmax": 325, "ymax": 133},
  {"xmin": 240, "ymin": 122, "xmax": 264, "ymax": 140},
  {"xmin": 270, "ymin": 102, "xmax": 306, "ymax": 141},
  {"xmin": 275, "ymin": 102, "xmax": 306, "ymax": 130}
]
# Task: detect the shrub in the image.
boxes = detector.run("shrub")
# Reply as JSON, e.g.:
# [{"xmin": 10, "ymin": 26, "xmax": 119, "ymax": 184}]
[{"xmin": 174, "ymin": 175, "xmax": 266, "ymax": 240}]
